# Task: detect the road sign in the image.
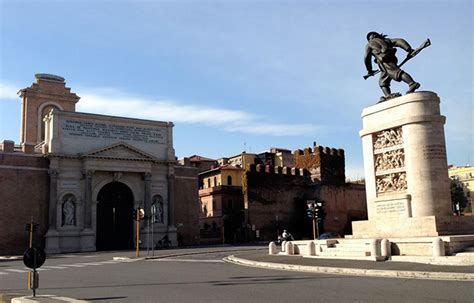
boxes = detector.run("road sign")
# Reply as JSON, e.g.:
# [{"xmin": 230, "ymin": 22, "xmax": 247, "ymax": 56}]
[{"xmin": 23, "ymin": 248, "xmax": 46, "ymax": 269}]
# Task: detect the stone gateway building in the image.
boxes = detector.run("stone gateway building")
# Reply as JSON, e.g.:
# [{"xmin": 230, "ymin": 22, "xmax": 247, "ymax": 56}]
[{"xmin": 0, "ymin": 74, "xmax": 199, "ymax": 255}]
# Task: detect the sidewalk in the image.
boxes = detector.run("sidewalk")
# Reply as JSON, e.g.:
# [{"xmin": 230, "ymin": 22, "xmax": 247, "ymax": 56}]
[{"xmin": 226, "ymin": 250, "xmax": 474, "ymax": 281}]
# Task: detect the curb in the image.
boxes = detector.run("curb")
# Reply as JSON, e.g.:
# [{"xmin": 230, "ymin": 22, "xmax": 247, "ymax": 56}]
[
  {"xmin": 11, "ymin": 294, "xmax": 88, "ymax": 303},
  {"xmin": 224, "ymin": 255, "xmax": 474, "ymax": 281},
  {"xmin": 143, "ymin": 247, "xmax": 266, "ymax": 260}
]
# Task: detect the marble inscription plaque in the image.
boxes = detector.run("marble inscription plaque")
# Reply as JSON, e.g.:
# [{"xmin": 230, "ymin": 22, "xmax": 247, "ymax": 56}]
[
  {"xmin": 375, "ymin": 200, "xmax": 407, "ymax": 216},
  {"xmin": 61, "ymin": 120, "xmax": 165, "ymax": 144}
]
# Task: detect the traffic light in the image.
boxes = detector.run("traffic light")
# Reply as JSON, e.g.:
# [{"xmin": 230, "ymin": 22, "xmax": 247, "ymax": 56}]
[
  {"xmin": 133, "ymin": 208, "xmax": 145, "ymax": 221},
  {"xmin": 314, "ymin": 204, "xmax": 326, "ymax": 221},
  {"xmin": 307, "ymin": 208, "xmax": 315, "ymax": 219}
]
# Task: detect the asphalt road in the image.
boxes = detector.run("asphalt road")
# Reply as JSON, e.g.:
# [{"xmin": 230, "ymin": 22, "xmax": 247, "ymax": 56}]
[{"xmin": 1, "ymin": 246, "xmax": 473, "ymax": 302}]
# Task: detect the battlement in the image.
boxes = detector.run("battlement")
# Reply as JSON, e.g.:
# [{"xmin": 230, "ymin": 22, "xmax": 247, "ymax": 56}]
[
  {"xmin": 294, "ymin": 143, "xmax": 345, "ymax": 185},
  {"xmin": 294, "ymin": 145, "xmax": 344, "ymax": 157},
  {"xmin": 246, "ymin": 164, "xmax": 309, "ymax": 177}
]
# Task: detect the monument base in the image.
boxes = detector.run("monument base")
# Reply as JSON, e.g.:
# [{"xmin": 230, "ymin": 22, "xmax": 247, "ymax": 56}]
[{"xmin": 352, "ymin": 215, "xmax": 474, "ymax": 238}]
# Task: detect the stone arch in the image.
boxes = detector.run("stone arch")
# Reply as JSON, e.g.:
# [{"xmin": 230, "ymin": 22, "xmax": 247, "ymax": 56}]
[{"xmin": 37, "ymin": 101, "xmax": 64, "ymax": 142}]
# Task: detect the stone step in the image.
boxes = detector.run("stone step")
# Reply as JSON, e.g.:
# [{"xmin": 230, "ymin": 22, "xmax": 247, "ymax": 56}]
[
  {"xmin": 323, "ymin": 246, "xmax": 371, "ymax": 253},
  {"xmin": 454, "ymin": 251, "xmax": 474, "ymax": 256},
  {"xmin": 318, "ymin": 250, "xmax": 371, "ymax": 257}
]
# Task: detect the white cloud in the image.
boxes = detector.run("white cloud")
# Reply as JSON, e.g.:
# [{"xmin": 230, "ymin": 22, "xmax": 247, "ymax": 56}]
[
  {"xmin": 0, "ymin": 81, "xmax": 20, "ymax": 100},
  {"xmin": 77, "ymin": 88, "xmax": 320, "ymax": 137}
]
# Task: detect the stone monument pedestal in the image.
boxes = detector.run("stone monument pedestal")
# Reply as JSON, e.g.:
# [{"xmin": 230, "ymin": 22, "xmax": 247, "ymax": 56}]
[{"xmin": 352, "ymin": 91, "xmax": 474, "ymax": 255}]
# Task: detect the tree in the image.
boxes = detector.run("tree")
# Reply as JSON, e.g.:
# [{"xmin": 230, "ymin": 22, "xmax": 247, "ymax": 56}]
[{"xmin": 450, "ymin": 179, "xmax": 468, "ymax": 213}]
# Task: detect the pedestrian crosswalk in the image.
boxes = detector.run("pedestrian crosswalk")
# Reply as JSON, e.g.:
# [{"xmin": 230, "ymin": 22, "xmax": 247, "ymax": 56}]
[{"xmin": 0, "ymin": 259, "xmax": 134, "ymax": 276}]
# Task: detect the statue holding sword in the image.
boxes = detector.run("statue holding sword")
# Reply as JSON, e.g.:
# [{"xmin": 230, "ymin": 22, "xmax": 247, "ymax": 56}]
[{"xmin": 364, "ymin": 31, "xmax": 431, "ymax": 103}]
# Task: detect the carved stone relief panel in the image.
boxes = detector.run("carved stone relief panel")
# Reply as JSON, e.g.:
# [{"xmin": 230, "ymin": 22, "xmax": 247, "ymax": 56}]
[
  {"xmin": 373, "ymin": 128, "xmax": 403, "ymax": 150},
  {"xmin": 373, "ymin": 127, "xmax": 407, "ymax": 194}
]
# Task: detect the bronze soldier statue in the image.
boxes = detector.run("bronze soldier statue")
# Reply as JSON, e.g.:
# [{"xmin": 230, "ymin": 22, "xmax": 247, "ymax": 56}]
[{"xmin": 364, "ymin": 32, "xmax": 426, "ymax": 103}]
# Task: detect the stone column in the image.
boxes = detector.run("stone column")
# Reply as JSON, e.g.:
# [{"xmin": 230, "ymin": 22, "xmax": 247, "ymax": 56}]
[
  {"xmin": 84, "ymin": 170, "xmax": 94, "ymax": 229},
  {"xmin": 48, "ymin": 168, "xmax": 59, "ymax": 229},
  {"xmin": 144, "ymin": 172, "xmax": 152, "ymax": 217},
  {"xmin": 167, "ymin": 170, "xmax": 175, "ymax": 226}
]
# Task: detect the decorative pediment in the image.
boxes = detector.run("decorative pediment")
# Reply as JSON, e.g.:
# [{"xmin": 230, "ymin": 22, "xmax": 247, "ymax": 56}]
[{"xmin": 83, "ymin": 142, "xmax": 157, "ymax": 162}]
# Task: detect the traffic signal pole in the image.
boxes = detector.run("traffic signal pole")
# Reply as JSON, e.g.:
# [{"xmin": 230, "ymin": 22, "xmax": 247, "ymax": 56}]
[
  {"xmin": 312, "ymin": 217, "xmax": 316, "ymax": 240},
  {"xmin": 136, "ymin": 212, "xmax": 140, "ymax": 257}
]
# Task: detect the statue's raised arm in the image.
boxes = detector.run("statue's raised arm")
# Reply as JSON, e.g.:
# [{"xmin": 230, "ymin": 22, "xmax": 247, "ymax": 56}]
[{"xmin": 363, "ymin": 31, "xmax": 431, "ymax": 103}]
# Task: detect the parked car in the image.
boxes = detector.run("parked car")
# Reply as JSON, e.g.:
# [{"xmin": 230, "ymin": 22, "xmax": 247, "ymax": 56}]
[{"xmin": 318, "ymin": 232, "xmax": 342, "ymax": 240}]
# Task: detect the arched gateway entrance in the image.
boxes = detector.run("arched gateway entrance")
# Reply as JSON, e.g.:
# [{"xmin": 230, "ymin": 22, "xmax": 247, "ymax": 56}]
[{"xmin": 96, "ymin": 182, "xmax": 134, "ymax": 250}]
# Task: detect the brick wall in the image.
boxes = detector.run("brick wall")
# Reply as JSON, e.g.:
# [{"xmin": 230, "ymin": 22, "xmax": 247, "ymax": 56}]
[
  {"xmin": 243, "ymin": 164, "xmax": 367, "ymax": 242},
  {"xmin": 174, "ymin": 165, "xmax": 200, "ymax": 245},
  {"xmin": 294, "ymin": 145, "xmax": 345, "ymax": 185},
  {"xmin": 0, "ymin": 151, "xmax": 50, "ymax": 255},
  {"xmin": 243, "ymin": 164, "xmax": 312, "ymax": 241},
  {"xmin": 319, "ymin": 183, "xmax": 367, "ymax": 235}
]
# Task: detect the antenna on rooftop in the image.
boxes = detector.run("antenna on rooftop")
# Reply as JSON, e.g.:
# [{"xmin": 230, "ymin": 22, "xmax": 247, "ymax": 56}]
[{"xmin": 244, "ymin": 142, "xmax": 247, "ymax": 153}]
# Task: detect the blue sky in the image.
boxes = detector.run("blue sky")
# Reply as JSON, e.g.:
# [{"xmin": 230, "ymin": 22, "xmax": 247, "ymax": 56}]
[{"xmin": 0, "ymin": 0, "xmax": 472, "ymax": 180}]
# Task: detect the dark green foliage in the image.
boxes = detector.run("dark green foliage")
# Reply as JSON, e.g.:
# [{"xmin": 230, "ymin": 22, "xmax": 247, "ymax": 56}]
[{"xmin": 450, "ymin": 179, "xmax": 468, "ymax": 212}]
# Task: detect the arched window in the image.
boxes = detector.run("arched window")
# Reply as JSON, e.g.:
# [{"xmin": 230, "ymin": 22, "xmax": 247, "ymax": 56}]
[
  {"xmin": 213, "ymin": 177, "xmax": 217, "ymax": 187},
  {"xmin": 207, "ymin": 178, "xmax": 211, "ymax": 188},
  {"xmin": 227, "ymin": 176, "xmax": 232, "ymax": 186}
]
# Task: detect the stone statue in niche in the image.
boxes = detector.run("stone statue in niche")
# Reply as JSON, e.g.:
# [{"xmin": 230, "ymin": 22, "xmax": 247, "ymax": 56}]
[
  {"xmin": 151, "ymin": 195, "xmax": 164, "ymax": 224},
  {"xmin": 375, "ymin": 149, "xmax": 405, "ymax": 172},
  {"xmin": 373, "ymin": 128, "xmax": 403, "ymax": 150},
  {"xmin": 376, "ymin": 172, "xmax": 407, "ymax": 193},
  {"xmin": 62, "ymin": 194, "xmax": 76, "ymax": 226}
]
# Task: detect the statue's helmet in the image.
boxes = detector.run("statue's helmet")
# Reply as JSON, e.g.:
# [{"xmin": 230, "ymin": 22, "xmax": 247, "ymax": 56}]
[{"xmin": 367, "ymin": 31, "xmax": 379, "ymax": 41}]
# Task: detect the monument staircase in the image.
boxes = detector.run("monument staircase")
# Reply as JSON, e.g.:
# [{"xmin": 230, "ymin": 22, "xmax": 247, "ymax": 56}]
[{"xmin": 281, "ymin": 239, "xmax": 382, "ymax": 260}]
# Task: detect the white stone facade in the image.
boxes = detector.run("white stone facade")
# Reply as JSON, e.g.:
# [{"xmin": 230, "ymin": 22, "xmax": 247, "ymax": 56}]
[{"xmin": 43, "ymin": 110, "xmax": 177, "ymax": 253}]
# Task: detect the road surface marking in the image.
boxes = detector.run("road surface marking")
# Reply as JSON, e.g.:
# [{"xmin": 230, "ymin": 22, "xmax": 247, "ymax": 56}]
[
  {"xmin": 4, "ymin": 269, "xmax": 30, "ymax": 273},
  {"xmin": 58, "ymin": 264, "xmax": 87, "ymax": 267},
  {"xmin": 42, "ymin": 265, "xmax": 68, "ymax": 269},
  {"xmin": 152, "ymin": 258, "xmax": 224, "ymax": 263}
]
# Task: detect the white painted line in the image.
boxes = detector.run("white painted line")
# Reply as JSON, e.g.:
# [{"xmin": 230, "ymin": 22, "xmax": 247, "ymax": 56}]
[
  {"xmin": 81, "ymin": 262, "xmax": 105, "ymax": 266},
  {"xmin": 36, "ymin": 268, "xmax": 50, "ymax": 271},
  {"xmin": 58, "ymin": 264, "xmax": 86, "ymax": 268},
  {"xmin": 97, "ymin": 261, "xmax": 120, "ymax": 264},
  {"xmin": 5, "ymin": 269, "xmax": 30, "ymax": 273},
  {"xmin": 42, "ymin": 265, "xmax": 67, "ymax": 269},
  {"xmin": 153, "ymin": 259, "xmax": 224, "ymax": 263},
  {"xmin": 0, "ymin": 271, "xmax": 9, "ymax": 275},
  {"xmin": 55, "ymin": 296, "xmax": 88, "ymax": 302}
]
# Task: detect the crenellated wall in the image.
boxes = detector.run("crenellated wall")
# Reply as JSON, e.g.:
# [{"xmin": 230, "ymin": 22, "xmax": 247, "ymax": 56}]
[
  {"xmin": 294, "ymin": 144, "xmax": 345, "ymax": 185},
  {"xmin": 242, "ymin": 163, "xmax": 366, "ymax": 242}
]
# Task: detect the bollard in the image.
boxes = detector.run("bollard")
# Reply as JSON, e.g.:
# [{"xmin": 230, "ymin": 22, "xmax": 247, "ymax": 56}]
[
  {"xmin": 432, "ymin": 237, "xmax": 445, "ymax": 256},
  {"xmin": 308, "ymin": 241, "xmax": 316, "ymax": 256},
  {"xmin": 268, "ymin": 242, "xmax": 277, "ymax": 255},
  {"xmin": 281, "ymin": 241, "xmax": 286, "ymax": 252},
  {"xmin": 285, "ymin": 241, "xmax": 294, "ymax": 255},
  {"xmin": 381, "ymin": 239, "xmax": 391, "ymax": 259},
  {"xmin": 370, "ymin": 239, "xmax": 381, "ymax": 258}
]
